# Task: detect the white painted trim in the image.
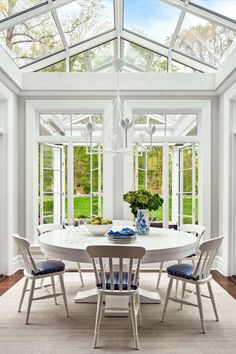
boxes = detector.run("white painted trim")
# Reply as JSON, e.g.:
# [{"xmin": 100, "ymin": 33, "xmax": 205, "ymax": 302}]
[
  {"xmin": 220, "ymin": 82, "xmax": 236, "ymax": 276},
  {"xmin": 212, "ymin": 255, "xmax": 224, "ymax": 275}
]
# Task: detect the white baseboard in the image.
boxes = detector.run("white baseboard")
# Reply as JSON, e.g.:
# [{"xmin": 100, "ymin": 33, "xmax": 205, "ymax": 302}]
[{"xmin": 212, "ymin": 255, "xmax": 224, "ymax": 275}]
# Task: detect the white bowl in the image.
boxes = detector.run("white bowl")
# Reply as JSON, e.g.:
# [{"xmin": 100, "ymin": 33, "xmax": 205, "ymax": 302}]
[{"xmin": 85, "ymin": 223, "xmax": 113, "ymax": 236}]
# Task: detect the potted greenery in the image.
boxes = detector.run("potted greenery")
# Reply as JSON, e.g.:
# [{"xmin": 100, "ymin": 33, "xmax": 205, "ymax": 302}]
[{"xmin": 123, "ymin": 190, "xmax": 163, "ymax": 235}]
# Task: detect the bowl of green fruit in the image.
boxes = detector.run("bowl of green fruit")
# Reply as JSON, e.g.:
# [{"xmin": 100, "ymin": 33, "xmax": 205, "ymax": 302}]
[{"xmin": 85, "ymin": 217, "xmax": 113, "ymax": 236}]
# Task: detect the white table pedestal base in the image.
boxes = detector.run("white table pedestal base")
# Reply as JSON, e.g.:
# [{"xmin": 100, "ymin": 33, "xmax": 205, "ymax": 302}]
[{"xmin": 74, "ymin": 287, "xmax": 161, "ymax": 316}]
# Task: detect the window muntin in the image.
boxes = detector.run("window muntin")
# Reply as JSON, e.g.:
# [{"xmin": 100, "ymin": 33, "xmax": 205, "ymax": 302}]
[
  {"xmin": 40, "ymin": 113, "xmax": 103, "ymax": 137},
  {"xmin": 56, "ymin": 0, "xmax": 114, "ymax": 47},
  {"xmin": 0, "ymin": 0, "xmax": 47, "ymax": 21},
  {"xmin": 124, "ymin": 0, "xmax": 181, "ymax": 47},
  {"xmin": 174, "ymin": 12, "xmax": 236, "ymax": 67},
  {"xmin": 133, "ymin": 113, "xmax": 198, "ymax": 137},
  {"xmin": 191, "ymin": 0, "xmax": 236, "ymax": 21},
  {"xmin": 0, "ymin": 12, "xmax": 63, "ymax": 67}
]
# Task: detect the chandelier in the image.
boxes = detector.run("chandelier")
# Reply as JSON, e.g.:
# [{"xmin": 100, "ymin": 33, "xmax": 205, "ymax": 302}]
[{"xmin": 82, "ymin": 59, "xmax": 157, "ymax": 155}]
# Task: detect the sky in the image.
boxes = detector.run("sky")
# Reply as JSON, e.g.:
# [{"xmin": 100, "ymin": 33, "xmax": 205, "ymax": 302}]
[{"xmin": 124, "ymin": 0, "xmax": 236, "ymax": 44}]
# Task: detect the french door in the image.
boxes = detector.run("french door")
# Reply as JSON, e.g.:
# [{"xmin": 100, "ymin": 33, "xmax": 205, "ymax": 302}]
[
  {"xmin": 177, "ymin": 143, "xmax": 198, "ymax": 226},
  {"xmin": 39, "ymin": 143, "xmax": 103, "ymax": 224},
  {"xmin": 39, "ymin": 143, "xmax": 65, "ymax": 225},
  {"xmin": 134, "ymin": 142, "xmax": 198, "ymax": 227}
]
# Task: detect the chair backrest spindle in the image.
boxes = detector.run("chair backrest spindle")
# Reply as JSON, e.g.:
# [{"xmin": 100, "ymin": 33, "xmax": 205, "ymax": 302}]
[
  {"xmin": 86, "ymin": 245, "xmax": 146, "ymax": 293},
  {"xmin": 191, "ymin": 236, "xmax": 223, "ymax": 280},
  {"xmin": 13, "ymin": 234, "xmax": 39, "ymax": 274}
]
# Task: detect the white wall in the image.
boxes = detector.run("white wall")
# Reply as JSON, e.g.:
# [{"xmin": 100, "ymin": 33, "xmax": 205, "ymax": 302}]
[{"xmin": 0, "ymin": 81, "xmax": 18, "ymax": 275}]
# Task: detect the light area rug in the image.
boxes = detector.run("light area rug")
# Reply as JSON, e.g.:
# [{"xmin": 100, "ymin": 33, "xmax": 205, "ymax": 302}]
[{"xmin": 0, "ymin": 272, "xmax": 235, "ymax": 354}]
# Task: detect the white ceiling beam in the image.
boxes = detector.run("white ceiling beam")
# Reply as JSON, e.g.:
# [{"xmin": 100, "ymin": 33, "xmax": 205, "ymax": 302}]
[
  {"xmin": 21, "ymin": 30, "xmax": 117, "ymax": 72},
  {"xmin": 0, "ymin": 0, "xmax": 74, "ymax": 31},
  {"xmin": 121, "ymin": 30, "xmax": 216, "ymax": 72},
  {"xmin": 162, "ymin": 0, "xmax": 236, "ymax": 31}
]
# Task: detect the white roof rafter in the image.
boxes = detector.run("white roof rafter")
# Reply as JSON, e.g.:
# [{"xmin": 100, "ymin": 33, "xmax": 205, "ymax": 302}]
[
  {"xmin": 0, "ymin": 0, "xmax": 74, "ymax": 32},
  {"xmin": 162, "ymin": 0, "xmax": 236, "ymax": 31}
]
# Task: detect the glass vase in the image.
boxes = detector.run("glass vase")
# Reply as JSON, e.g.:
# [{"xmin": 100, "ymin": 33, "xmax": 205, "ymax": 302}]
[{"xmin": 136, "ymin": 209, "xmax": 150, "ymax": 235}]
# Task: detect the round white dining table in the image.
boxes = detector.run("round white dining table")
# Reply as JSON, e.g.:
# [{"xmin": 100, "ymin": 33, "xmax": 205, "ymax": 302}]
[{"xmin": 39, "ymin": 226, "xmax": 197, "ymax": 309}]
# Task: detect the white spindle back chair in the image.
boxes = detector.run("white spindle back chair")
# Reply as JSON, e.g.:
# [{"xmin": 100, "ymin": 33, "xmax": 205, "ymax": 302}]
[
  {"xmin": 161, "ymin": 236, "xmax": 223, "ymax": 334},
  {"xmin": 13, "ymin": 234, "xmax": 69, "ymax": 324},
  {"xmin": 37, "ymin": 223, "xmax": 84, "ymax": 286},
  {"xmin": 156, "ymin": 224, "xmax": 206, "ymax": 290},
  {"xmin": 37, "ymin": 223, "xmax": 63, "ymax": 236},
  {"xmin": 86, "ymin": 245, "xmax": 146, "ymax": 349}
]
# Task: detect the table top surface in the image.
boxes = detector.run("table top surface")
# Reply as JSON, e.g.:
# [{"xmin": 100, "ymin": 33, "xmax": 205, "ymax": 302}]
[{"xmin": 39, "ymin": 227, "xmax": 197, "ymax": 260}]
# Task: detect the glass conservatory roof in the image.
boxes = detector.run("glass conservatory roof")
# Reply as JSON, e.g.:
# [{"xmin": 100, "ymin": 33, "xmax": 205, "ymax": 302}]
[{"xmin": 0, "ymin": 0, "xmax": 235, "ymax": 73}]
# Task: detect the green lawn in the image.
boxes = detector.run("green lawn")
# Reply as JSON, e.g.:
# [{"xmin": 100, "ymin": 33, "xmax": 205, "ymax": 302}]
[{"xmin": 43, "ymin": 196, "xmax": 198, "ymax": 223}]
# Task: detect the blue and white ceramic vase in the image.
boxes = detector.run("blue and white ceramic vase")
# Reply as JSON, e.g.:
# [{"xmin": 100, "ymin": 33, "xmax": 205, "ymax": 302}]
[{"xmin": 136, "ymin": 209, "xmax": 150, "ymax": 235}]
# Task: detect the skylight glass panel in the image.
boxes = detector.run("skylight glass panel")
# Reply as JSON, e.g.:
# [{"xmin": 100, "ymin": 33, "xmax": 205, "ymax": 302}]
[
  {"xmin": 0, "ymin": 12, "xmax": 64, "ymax": 67},
  {"xmin": 123, "ymin": 40, "xmax": 167, "ymax": 72},
  {"xmin": 70, "ymin": 40, "xmax": 114, "ymax": 72},
  {"xmin": 124, "ymin": 0, "xmax": 181, "ymax": 46},
  {"xmin": 191, "ymin": 0, "xmax": 236, "ymax": 21},
  {"xmin": 70, "ymin": 54, "xmax": 86, "ymax": 72},
  {"xmin": 124, "ymin": 40, "xmax": 151, "ymax": 71},
  {"xmin": 56, "ymin": 0, "xmax": 114, "ymax": 47},
  {"xmin": 171, "ymin": 60, "xmax": 198, "ymax": 73},
  {"xmin": 89, "ymin": 41, "xmax": 114, "ymax": 70},
  {"xmin": 0, "ymin": 0, "xmax": 47, "ymax": 21},
  {"xmin": 39, "ymin": 60, "xmax": 66, "ymax": 72},
  {"xmin": 174, "ymin": 13, "xmax": 236, "ymax": 67},
  {"xmin": 151, "ymin": 53, "xmax": 168, "ymax": 72}
]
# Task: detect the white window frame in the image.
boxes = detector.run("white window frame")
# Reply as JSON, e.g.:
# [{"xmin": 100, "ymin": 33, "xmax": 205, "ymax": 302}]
[
  {"xmin": 123, "ymin": 99, "xmax": 211, "ymax": 236},
  {"xmin": 25, "ymin": 99, "xmax": 113, "ymax": 244},
  {"xmin": 220, "ymin": 83, "xmax": 236, "ymax": 276}
]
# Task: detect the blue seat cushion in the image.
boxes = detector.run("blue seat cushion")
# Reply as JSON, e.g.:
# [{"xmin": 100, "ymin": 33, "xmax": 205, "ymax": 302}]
[
  {"xmin": 97, "ymin": 271, "xmax": 138, "ymax": 290},
  {"xmin": 167, "ymin": 263, "xmax": 194, "ymax": 279},
  {"xmin": 33, "ymin": 260, "xmax": 65, "ymax": 276}
]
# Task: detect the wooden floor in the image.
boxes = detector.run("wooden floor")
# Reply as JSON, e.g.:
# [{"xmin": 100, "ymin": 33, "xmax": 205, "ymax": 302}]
[{"xmin": 0, "ymin": 270, "xmax": 236, "ymax": 299}]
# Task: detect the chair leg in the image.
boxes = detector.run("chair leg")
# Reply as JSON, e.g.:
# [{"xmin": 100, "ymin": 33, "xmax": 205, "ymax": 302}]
[
  {"xmin": 77, "ymin": 262, "xmax": 84, "ymax": 287},
  {"xmin": 51, "ymin": 276, "xmax": 58, "ymax": 305},
  {"xmin": 131, "ymin": 293, "xmax": 139, "ymax": 350},
  {"xmin": 59, "ymin": 274, "xmax": 69, "ymax": 317},
  {"xmin": 180, "ymin": 281, "xmax": 186, "ymax": 310},
  {"xmin": 207, "ymin": 281, "xmax": 219, "ymax": 321},
  {"xmin": 156, "ymin": 262, "xmax": 164, "ymax": 289},
  {"xmin": 161, "ymin": 278, "xmax": 173, "ymax": 322},
  {"xmin": 196, "ymin": 284, "xmax": 206, "ymax": 334},
  {"xmin": 136, "ymin": 293, "xmax": 142, "ymax": 327},
  {"xmin": 25, "ymin": 279, "xmax": 35, "ymax": 325},
  {"xmin": 94, "ymin": 292, "xmax": 103, "ymax": 348},
  {"xmin": 18, "ymin": 278, "xmax": 28, "ymax": 313},
  {"xmin": 175, "ymin": 260, "xmax": 181, "ymax": 297}
]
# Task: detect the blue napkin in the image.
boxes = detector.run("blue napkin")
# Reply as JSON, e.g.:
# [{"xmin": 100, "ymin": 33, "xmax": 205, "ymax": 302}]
[{"xmin": 107, "ymin": 227, "xmax": 136, "ymax": 237}]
